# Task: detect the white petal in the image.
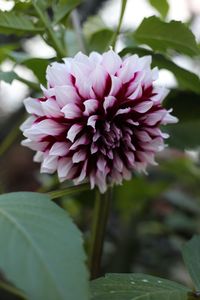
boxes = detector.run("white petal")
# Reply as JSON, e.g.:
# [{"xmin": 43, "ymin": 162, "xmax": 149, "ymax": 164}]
[
  {"xmin": 116, "ymin": 107, "xmax": 131, "ymax": 116},
  {"xmin": 97, "ymin": 156, "xmax": 107, "ymax": 172},
  {"xmin": 134, "ymin": 101, "xmax": 153, "ymax": 113},
  {"xmin": 91, "ymin": 65, "xmax": 107, "ymax": 97},
  {"xmin": 103, "ymin": 96, "xmax": 117, "ymax": 111},
  {"xmin": 24, "ymin": 119, "xmax": 65, "ymax": 140},
  {"xmin": 57, "ymin": 157, "xmax": 73, "ymax": 179},
  {"xmin": 117, "ymin": 55, "xmax": 139, "ymax": 83},
  {"xmin": 102, "ymin": 50, "xmax": 122, "ymax": 74},
  {"xmin": 84, "ymin": 99, "xmax": 99, "ymax": 116},
  {"xmin": 89, "ymin": 52, "xmax": 102, "ymax": 64},
  {"xmin": 144, "ymin": 110, "xmax": 166, "ymax": 125},
  {"xmin": 46, "ymin": 62, "xmax": 71, "ymax": 87},
  {"xmin": 33, "ymin": 151, "xmax": 44, "ymax": 163},
  {"xmin": 151, "ymin": 86, "xmax": 169, "ymax": 104},
  {"xmin": 72, "ymin": 149, "xmax": 87, "ymax": 163},
  {"xmin": 67, "ymin": 124, "xmax": 83, "ymax": 142},
  {"xmin": 41, "ymin": 155, "xmax": 58, "ymax": 173},
  {"xmin": 41, "ymin": 98, "xmax": 63, "ymax": 118},
  {"xmin": 49, "ymin": 142, "xmax": 69, "ymax": 156},
  {"xmin": 70, "ymin": 134, "xmax": 89, "ymax": 150},
  {"xmin": 21, "ymin": 139, "xmax": 48, "ymax": 151},
  {"xmin": 136, "ymin": 130, "xmax": 151, "ymax": 142},
  {"xmin": 55, "ymin": 85, "xmax": 80, "ymax": 108},
  {"xmin": 20, "ymin": 116, "xmax": 36, "ymax": 131},
  {"xmin": 109, "ymin": 75, "xmax": 122, "ymax": 96},
  {"xmin": 61, "ymin": 103, "xmax": 82, "ymax": 119},
  {"xmin": 74, "ymin": 52, "xmax": 90, "ymax": 64},
  {"xmin": 87, "ymin": 115, "xmax": 99, "ymax": 129},
  {"xmin": 162, "ymin": 110, "xmax": 178, "ymax": 124},
  {"xmin": 24, "ymin": 97, "xmax": 44, "ymax": 116},
  {"xmin": 128, "ymin": 84, "xmax": 142, "ymax": 100}
]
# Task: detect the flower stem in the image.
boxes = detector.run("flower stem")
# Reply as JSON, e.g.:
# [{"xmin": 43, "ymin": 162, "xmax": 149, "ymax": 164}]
[
  {"xmin": 89, "ymin": 188, "xmax": 112, "ymax": 279},
  {"xmin": 111, "ymin": 0, "xmax": 128, "ymax": 50},
  {"xmin": 71, "ymin": 10, "xmax": 87, "ymax": 54},
  {"xmin": 32, "ymin": 1, "xmax": 66, "ymax": 59}
]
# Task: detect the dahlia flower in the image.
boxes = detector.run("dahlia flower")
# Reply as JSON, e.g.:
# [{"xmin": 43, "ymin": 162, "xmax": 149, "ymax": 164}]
[{"xmin": 20, "ymin": 50, "xmax": 178, "ymax": 193}]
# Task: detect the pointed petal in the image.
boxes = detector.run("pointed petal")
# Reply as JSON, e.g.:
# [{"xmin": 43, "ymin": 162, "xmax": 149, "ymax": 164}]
[
  {"xmin": 24, "ymin": 97, "xmax": 44, "ymax": 116},
  {"xmin": 102, "ymin": 50, "xmax": 122, "ymax": 74},
  {"xmin": 55, "ymin": 85, "xmax": 80, "ymax": 108}
]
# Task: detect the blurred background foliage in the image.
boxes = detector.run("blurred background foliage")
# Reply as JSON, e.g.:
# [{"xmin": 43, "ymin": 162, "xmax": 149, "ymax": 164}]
[{"xmin": 1, "ymin": 0, "xmax": 200, "ymax": 297}]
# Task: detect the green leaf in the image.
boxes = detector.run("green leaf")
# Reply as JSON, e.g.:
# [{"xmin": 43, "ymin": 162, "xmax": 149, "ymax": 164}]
[
  {"xmin": 9, "ymin": 52, "xmax": 53, "ymax": 85},
  {"xmin": 83, "ymin": 16, "xmax": 107, "ymax": 38},
  {"xmin": 0, "ymin": 192, "xmax": 89, "ymax": 300},
  {"xmin": 53, "ymin": 0, "xmax": 82, "ymax": 25},
  {"xmin": 183, "ymin": 235, "xmax": 200, "ymax": 291},
  {"xmin": 166, "ymin": 120, "xmax": 200, "ymax": 149},
  {"xmin": 0, "ymin": 71, "xmax": 18, "ymax": 84},
  {"xmin": 89, "ymin": 29, "xmax": 114, "ymax": 52},
  {"xmin": 0, "ymin": 11, "xmax": 44, "ymax": 34},
  {"xmin": 134, "ymin": 16, "xmax": 200, "ymax": 56},
  {"xmin": 120, "ymin": 47, "xmax": 200, "ymax": 93},
  {"xmin": 165, "ymin": 90, "xmax": 200, "ymax": 121},
  {"xmin": 91, "ymin": 273, "xmax": 190, "ymax": 299},
  {"xmin": 148, "ymin": 0, "xmax": 169, "ymax": 18}
]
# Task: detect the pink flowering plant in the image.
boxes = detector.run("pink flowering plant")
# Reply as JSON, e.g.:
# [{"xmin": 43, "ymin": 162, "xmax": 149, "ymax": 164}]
[{"xmin": 0, "ymin": 0, "xmax": 200, "ymax": 299}]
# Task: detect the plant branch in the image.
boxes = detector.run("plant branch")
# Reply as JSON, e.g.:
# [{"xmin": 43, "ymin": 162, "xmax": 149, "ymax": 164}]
[
  {"xmin": 89, "ymin": 188, "xmax": 112, "ymax": 279},
  {"xmin": 48, "ymin": 183, "xmax": 89, "ymax": 199},
  {"xmin": 32, "ymin": 1, "xmax": 66, "ymax": 59},
  {"xmin": 16, "ymin": 74, "xmax": 40, "ymax": 91},
  {"xmin": 71, "ymin": 10, "xmax": 87, "ymax": 54},
  {"xmin": 111, "ymin": 0, "xmax": 128, "ymax": 50}
]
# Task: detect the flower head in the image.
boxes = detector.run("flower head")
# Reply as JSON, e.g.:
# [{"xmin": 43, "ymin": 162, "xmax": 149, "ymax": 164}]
[{"xmin": 20, "ymin": 50, "xmax": 178, "ymax": 193}]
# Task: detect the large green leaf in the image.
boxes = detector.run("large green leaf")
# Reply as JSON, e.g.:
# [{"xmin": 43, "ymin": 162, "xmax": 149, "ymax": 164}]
[
  {"xmin": 53, "ymin": 0, "xmax": 82, "ymax": 25},
  {"xmin": 165, "ymin": 90, "xmax": 200, "ymax": 121},
  {"xmin": 91, "ymin": 273, "xmax": 190, "ymax": 299},
  {"xmin": 166, "ymin": 120, "xmax": 200, "ymax": 149},
  {"xmin": 0, "ymin": 11, "xmax": 43, "ymax": 34},
  {"xmin": 134, "ymin": 16, "xmax": 200, "ymax": 56},
  {"xmin": 183, "ymin": 236, "xmax": 200, "ymax": 291},
  {"xmin": 0, "ymin": 192, "xmax": 89, "ymax": 300},
  {"xmin": 120, "ymin": 47, "xmax": 200, "ymax": 94},
  {"xmin": 148, "ymin": 0, "xmax": 169, "ymax": 18}
]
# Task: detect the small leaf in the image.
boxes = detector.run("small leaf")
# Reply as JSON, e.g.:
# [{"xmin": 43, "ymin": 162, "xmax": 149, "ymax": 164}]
[
  {"xmin": 148, "ymin": 0, "xmax": 169, "ymax": 18},
  {"xmin": 89, "ymin": 29, "xmax": 114, "ymax": 52},
  {"xmin": 183, "ymin": 236, "xmax": 200, "ymax": 291},
  {"xmin": 134, "ymin": 16, "xmax": 200, "ymax": 56},
  {"xmin": 0, "ymin": 192, "xmax": 89, "ymax": 300},
  {"xmin": 0, "ymin": 11, "xmax": 44, "ymax": 34},
  {"xmin": 120, "ymin": 47, "xmax": 200, "ymax": 93},
  {"xmin": 53, "ymin": 0, "xmax": 82, "ymax": 25},
  {"xmin": 0, "ymin": 71, "xmax": 18, "ymax": 84},
  {"xmin": 91, "ymin": 273, "xmax": 190, "ymax": 300}
]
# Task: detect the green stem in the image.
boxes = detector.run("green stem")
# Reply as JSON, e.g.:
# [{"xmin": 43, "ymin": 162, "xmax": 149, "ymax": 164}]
[
  {"xmin": 0, "ymin": 115, "xmax": 24, "ymax": 156},
  {"xmin": 111, "ymin": 0, "xmax": 128, "ymax": 50},
  {"xmin": 89, "ymin": 188, "xmax": 112, "ymax": 279},
  {"xmin": 32, "ymin": 1, "xmax": 66, "ymax": 59},
  {"xmin": 71, "ymin": 10, "xmax": 87, "ymax": 54},
  {"xmin": 49, "ymin": 183, "xmax": 89, "ymax": 199},
  {"xmin": 0, "ymin": 280, "xmax": 27, "ymax": 299},
  {"xmin": 16, "ymin": 75, "xmax": 40, "ymax": 91}
]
